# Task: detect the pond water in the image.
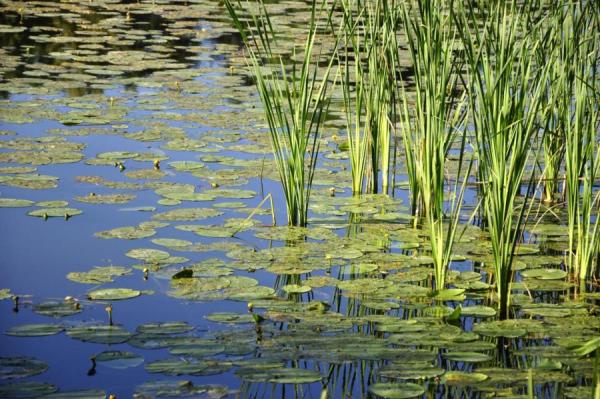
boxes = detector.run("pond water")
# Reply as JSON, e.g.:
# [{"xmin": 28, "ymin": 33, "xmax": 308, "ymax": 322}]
[{"xmin": 0, "ymin": 1, "xmax": 598, "ymax": 398}]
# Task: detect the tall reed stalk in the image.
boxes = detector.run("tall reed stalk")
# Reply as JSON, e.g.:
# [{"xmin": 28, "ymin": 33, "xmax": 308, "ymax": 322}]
[
  {"xmin": 340, "ymin": 0, "xmax": 398, "ymax": 195},
  {"xmin": 564, "ymin": 8, "xmax": 600, "ymax": 284},
  {"xmin": 399, "ymin": 0, "xmax": 468, "ymax": 290},
  {"xmin": 456, "ymin": 2, "xmax": 549, "ymax": 319},
  {"xmin": 224, "ymin": 0, "xmax": 337, "ymax": 226}
]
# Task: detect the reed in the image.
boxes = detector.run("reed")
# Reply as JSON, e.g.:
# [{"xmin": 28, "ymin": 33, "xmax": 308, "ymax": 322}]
[
  {"xmin": 399, "ymin": 0, "xmax": 468, "ymax": 290},
  {"xmin": 340, "ymin": 0, "xmax": 398, "ymax": 195},
  {"xmin": 456, "ymin": 1, "xmax": 550, "ymax": 319},
  {"xmin": 224, "ymin": 0, "xmax": 337, "ymax": 226},
  {"xmin": 563, "ymin": 5, "xmax": 600, "ymax": 284}
]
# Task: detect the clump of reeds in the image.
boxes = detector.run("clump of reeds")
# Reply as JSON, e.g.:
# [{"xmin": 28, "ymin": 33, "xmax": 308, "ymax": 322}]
[
  {"xmin": 399, "ymin": 0, "xmax": 469, "ymax": 290},
  {"xmin": 456, "ymin": 1, "xmax": 550, "ymax": 319},
  {"xmin": 224, "ymin": 0, "xmax": 337, "ymax": 226}
]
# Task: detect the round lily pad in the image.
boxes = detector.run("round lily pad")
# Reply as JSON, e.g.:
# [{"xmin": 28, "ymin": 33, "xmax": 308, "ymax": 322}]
[
  {"xmin": 443, "ymin": 351, "xmax": 492, "ymax": 363},
  {"xmin": 43, "ymin": 389, "xmax": 107, "ymax": 398},
  {"xmin": 205, "ymin": 312, "xmax": 254, "ymax": 324},
  {"xmin": 67, "ymin": 325, "xmax": 131, "ymax": 344},
  {"xmin": 367, "ymin": 382, "xmax": 425, "ymax": 398},
  {"xmin": 33, "ymin": 300, "xmax": 82, "ymax": 318},
  {"xmin": 236, "ymin": 367, "xmax": 323, "ymax": 384},
  {"xmin": 282, "ymin": 284, "xmax": 312, "ymax": 294},
  {"xmin": 87, "ymin": 288, "xmax": 141, "ymax": 301},
  {"xmin": 28, "ymin": 208, "xmax": 82, "ymax": 218},
  {"xmin": 0, "ymin": 357, "xmax": 49, "ymax": 379},
  {"xmin": 95, "ymin": 351, "xmax": 144, "ymax": 369},
  {"xmin": 0, "ymin": 198, "xmax": 35, "ymax": 208},
  {"xmin": 5, "ymin": 324, "xmax": 64, "ymax": 337},
  {"xmin": 442, "ymin": 371, "xmax": 488, "ymax": 385},
  {"xmin": 0, "ymin": 381, "xmax": 58, "ymax": 397},
  {"xmin": 521, "ymin": 268, "xmax": 567, "ymax": 280}
]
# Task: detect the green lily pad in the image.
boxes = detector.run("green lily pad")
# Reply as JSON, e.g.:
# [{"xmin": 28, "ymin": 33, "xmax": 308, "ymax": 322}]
[
  {"xmin": 146, "ymin": 358, "xmax": 231, "ymax": 376},
  {"xmin": 282, "ymin": 284, "xmax": 312, "ymax": 294},
  {"xmin": 368, "ymin": 382, "xmax": 425, "ymax": 398},
  {"xmin": 126, "ymin": 248, "xmax": 171, "ymax": 263},
  {"xmin": 0, "ymin": 289, "xmax": 12, "ymax": 300},
  {"xmin": 5, "ymin": 324, "xmax": 64, "ymax": 337},
  {"xmin": 95, "ymin": 226, "xmax": 156, "ymax": 240},
  {"xmin": 205, "ymin": 312, "xmax": 254, "ymax": 324},
  {"xmin": 521, "ymin": 268, "xmax": 567, "ymax": 280},
  {"xmin": 35, "ymin": 201, "xmax": 69, "ymax": 208},
  {"xmin": 43, "ymin": 389, "xmax": 107, "ymax": 398},
  {"xmin": 67, "ymin": 325, "xmax": 131, "ymax": 344},
  {"xmin": 134, "ymin": 380, "xmax": 228, "ymax": 398},
  {"xmin": 443, "ymin": 351, "xmax": 492, "ymax": 363},
  {"xmin": 67, "ymin": 266, "xmax": 131, "ymax": 284},
  {"xmin": 0, "ymin": 381, "xmax": 58, "ymax": 398},
  {"xmin": 0, "ymin": 198, "xmax": 35, "ymax": 208},
  {"xmin": 33, "ymin": 300, "xmax": 82, "ymax": 318},
  {"xmin": 236, "ymin": 367, "xmax": 323, "ymax": 384},
  {"xmin": 0, "ymin": 357, "xmax": 49, "ymax": 379},
  {"xmin": 153, "ymin": 208, "xmax": 222, "ymax": 221},
  {"xmin": 75, "ymin": 194, "xmax": 136, "ymax": 204},
  {"xmin": 95, "ymin": 351, "xmax": 144, "ymax": 369},
  {"xmin": 460, "ymin": 305, "xmax": 497, "ymax": 317},
  {"xmin": 28, "ymin": 208, "xmax": 82, "ymax": 218},
  {"xmin": 442, "ymin": 371, "xmax": 488, "ymax": 385},
  {"xmin": 136, "ymin": 322, "xmax": 194, "ymax": 335},
  {"xmin": 87, "ymin": 288, "xmax": 141, "ymax": 301}
]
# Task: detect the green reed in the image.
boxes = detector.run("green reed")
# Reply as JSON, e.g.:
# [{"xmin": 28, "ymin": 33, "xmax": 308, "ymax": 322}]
[
  {"xmin": 224, "ymin": 0, "xmax": 337, "ymax": 226},
  {"xmin": 340, "ymin": 0, "xmax": 398, "ymax": 195},
  {"xmin": 564, "ymin": 8, "xmax": 599, "ymax": 284},
  {"xmin": 456, "ymin": 2, "xmax": 549, "ymax": 319},
  {"xmin": 399, "ymin": 0, "xmax": 468, "ymax": 290}
]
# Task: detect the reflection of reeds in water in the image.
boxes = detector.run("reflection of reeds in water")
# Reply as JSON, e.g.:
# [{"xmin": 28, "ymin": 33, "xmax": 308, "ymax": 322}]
[
  {"xmin": 456, "ymin": 2, "xmax": 550, "ymax": 319},
  {"xmin": 224, "ymin": 0, "xmax": 337, "ymax": 226}
]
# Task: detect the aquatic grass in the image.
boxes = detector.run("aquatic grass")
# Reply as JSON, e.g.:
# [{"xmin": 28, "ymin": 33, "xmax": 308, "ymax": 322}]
[
  {"xmin": 399, "ymin": 0, "xmax": 469, "ymax": 289},
  {"xmin": 224, "ymin": 0, "xmax": 338, "ymax": 226},
  {"xmin": 339, "ymin": 0, "xmax": 399, "ymax": 195},
  {"xmin": 456, "ymin": 1, "xmax": 550, "ymax": 319},
  {"xmin": 564, "ymin": 18, "xmax": 600, "ymax": 284}
]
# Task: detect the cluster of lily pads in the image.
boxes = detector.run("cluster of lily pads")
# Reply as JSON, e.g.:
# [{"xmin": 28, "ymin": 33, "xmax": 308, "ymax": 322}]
[{"xmin": 1, "ymin": 0, "xmax": 599, "ymax": 398}]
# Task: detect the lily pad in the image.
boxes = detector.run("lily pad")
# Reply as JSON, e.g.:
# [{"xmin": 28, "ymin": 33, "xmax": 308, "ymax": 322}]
[
  {"xmin": 368, "ymin": 382, "xmax": 425, "ymax": 398},
  {"xmin": 5, "ymin": 324, "xmax": 64, "ymax": 337},
  {"xmin": 28, "ymin": 208, "xmax": 82, "ymax": 218},
  {"xmin": 0, "ymin": 357, "xmax": 49, "ymax": 379},
  {"xmin": 442, "ymin": 371, "xmax": 488, "ymax": 385},
  {"xmin": 67, "ymin": 266, "xmax": 131, "ymax": 284},
  {"xmin": 0, "ymin": 198, "xmax": 35, "ymax": 208},
  {"xmin": 67, "ymin": 325, "xmax": 131, "ymax": 344},
  {"xmin": 87, "ymin": 288, "xmax": 141, "ymax": 301},
  {"xmin": 236, "ymin": 367, "xmax": 323, "ymax": 384},
  {"xmin": 95, "ymin": 351, "xmax": 144, "ymax": 369},
  {"xmin": 0, "ymin": 381, "xmax": 58, "ymax": 398}
]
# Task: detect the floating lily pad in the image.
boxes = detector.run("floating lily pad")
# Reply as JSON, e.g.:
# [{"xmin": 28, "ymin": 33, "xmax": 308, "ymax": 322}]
[
  {"xmin": 282, "ymin": 284, "xmax": 312, "ymax": 294},
  {"xmin": 95, "ymin": 351, "xmax": 144, "ymax": 369},
  {"xmin": 521, "ymin": 268, "xmax": 567, "ymax": 280},
  {"xmin": 205, "ymin": 312, "xmax": 254, "ymax": 324},
  {"xmin": 136, "ymin": 322, "xmax": 194, "ymax": 335},
  {"xmin": 67, "ymin": 325, "xmax": 131, "ymax": 344},
  {"xmin": 87, "ymin": 288, "xmax": 141, "ymax": 301},
  {"xmin": 28, "ymin": 208, "xmax": 82, "ymax": 218},
  {"xmin": 75, "ymin": 194, "xmax": 136, "ymax": 204},
  {"xmin": 146, "ymin": 358, "xmax": 231, "ymax": 376},
  {"xmin": 0, "ymin": 198, "xmax": 35, "ymax": 208},
  {"xmin": 0, "ymin": 357, "xmax": 48, "ymax": 379},
  {"xmin": 36, "ymin": 201, "xmax": 69, "ymax": 208},
  {"xmin": 460, "ymin": 305, "xmax": 497, "ymax": 317},
  {"xmin": 67, "ymin": 266, "xmax": 131, "ymax": 284},
  {"xmin": 442, "ymin": 371, "xmax": 488, "ymax": 385},
  {"xmin": 367, "ymin": 382, "xmax": 425, "ymax": 398},
  {"xmin": 95, "ymin": 226, "xmax": 156, "ymax": 240},
  {"xmin": 33, "ymin": 300, "xmax": 82, "ymax": 318},
  {"xmin": 134, "ymin": 380, "xmax": 228, "ymax": 398},
  {"xmin": 43, "ymin": 389, "xmax": 107, "ymax": 398},
  {"xmin": 236, "ymin": 367, "xmax": 323, "ymax": 384},
  {"xmin": 443, "ymin": 351, "xmax": 492, "ymax": 363},
  {"xmin": 0, "ymin": 381, "xmax": 58, "ymax": 398},
  {"xmin": 5, "ymin": 324, "xmax": 64, "ymax": 337}
]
